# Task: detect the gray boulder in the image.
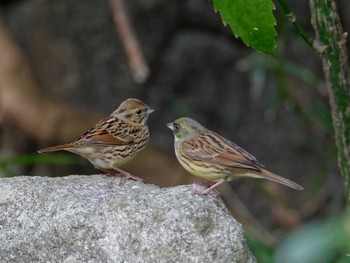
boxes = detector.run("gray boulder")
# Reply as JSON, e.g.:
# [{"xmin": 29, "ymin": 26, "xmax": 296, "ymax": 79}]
[{"xmin": 0, "ymin": 175, "xmax": 256, "ymax": 262}]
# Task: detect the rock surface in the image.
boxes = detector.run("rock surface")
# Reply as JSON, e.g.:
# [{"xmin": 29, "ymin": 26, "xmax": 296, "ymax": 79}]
[{"xmin": 0, "ymin": 175, "xmax": 256, "ymax": 263}]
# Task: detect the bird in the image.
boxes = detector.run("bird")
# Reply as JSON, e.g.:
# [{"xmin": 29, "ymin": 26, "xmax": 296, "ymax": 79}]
[
  {"xmin": 39, "ymin": 98, "xmax": 155, "ymax": 180},
  {"xmin": 167, "ymin": 117, "xmax": 303, "ymax": 195}
]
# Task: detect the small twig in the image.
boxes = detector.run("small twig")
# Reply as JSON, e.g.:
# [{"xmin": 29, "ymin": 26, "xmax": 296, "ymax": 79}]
[
  {"xmin": 219, "ymin": 183, "xmax": 277, "ymax": 246},
  {"xmin": 108, "ymin": 0, "xmax": 150, "ymax": 83},
  {"xmin": 277, "ymin": 0, "xmax": 315, "ymax": 49},
  {"xmin": 299, "ymin": 178, "xmax": 336, "ymax": 219}
]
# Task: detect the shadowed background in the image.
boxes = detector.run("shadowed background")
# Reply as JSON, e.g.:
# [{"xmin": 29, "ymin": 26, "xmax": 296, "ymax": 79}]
[{"xmin": 0, "ymin": 0, "xmax": 348, "ymax": 261}]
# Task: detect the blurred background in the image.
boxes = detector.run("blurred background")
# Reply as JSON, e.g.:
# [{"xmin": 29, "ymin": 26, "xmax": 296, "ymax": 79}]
[{"xmin": 0, "ymin": 0, "xmax": 349, "ymax": 262}]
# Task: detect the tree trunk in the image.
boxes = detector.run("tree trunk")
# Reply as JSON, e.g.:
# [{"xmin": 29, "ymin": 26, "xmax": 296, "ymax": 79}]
[{"xmin": 310, "ymin": 0, "xmax": 350, "ymax": 206}]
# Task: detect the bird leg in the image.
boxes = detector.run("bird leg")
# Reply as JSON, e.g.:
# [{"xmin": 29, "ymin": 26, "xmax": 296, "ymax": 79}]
[
  {"xmin": 112, "ymin": 166, "xmax": 144, "ymax": 181},
  {"xmin": 193, "ymin": 179, "xmax": 225, "ymax": 195},
  {"xmin": 192, "ymin": 179, "xmax": 212, "ymax": 187},
  {"xmin": 192, "ymin": 180, "xmax": 220, "ymax": 194}
]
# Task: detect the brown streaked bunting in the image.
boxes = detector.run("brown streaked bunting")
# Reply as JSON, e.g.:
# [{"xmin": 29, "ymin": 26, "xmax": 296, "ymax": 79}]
[
  {"xmin": 39, "ymin": 98, "xmax": 155, "ymax": 180},
  {"xmin": 167, "ymin": 117, "xmax": 303, "ymax": 194}
]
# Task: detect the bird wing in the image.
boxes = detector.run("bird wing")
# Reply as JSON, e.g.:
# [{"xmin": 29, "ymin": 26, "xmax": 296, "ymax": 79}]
[
  {"xmin": 76, "ymin": 128, "xmax": 134, "ymax": 146},
  {"xmin": 74, "ymin": 115, "xmax": 135, "ymax": 146},
  {"xmin": 183, "ymin": 132, "xmax": 263, "ymax": 171}
]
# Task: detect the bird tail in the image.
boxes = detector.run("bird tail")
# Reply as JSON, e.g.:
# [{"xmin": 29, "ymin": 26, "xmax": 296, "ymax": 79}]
[
  {"xmin": 38, "ymin": 143, "xmax": 75, "ymax": 153},
  {"xmin": 259, "ymin": 169, "xmax": 304, "ymax": 191}
]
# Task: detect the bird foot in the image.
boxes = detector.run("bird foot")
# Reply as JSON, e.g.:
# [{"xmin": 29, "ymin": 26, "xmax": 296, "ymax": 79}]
[
  {"xmin": 111, "ymin": 166, "xmax": 144, "ymax": 181},
  {"xmin": 192, "ymin": 185, "xmax": 217, "ymax": 196},
  {"xmin": 192, "ymin": 179, "xmax": 223, "ymax": 196},
  {"xmin": 123, "ymin": 173, "xmax": 144, "ymax": 181},
  {"xmin": 193, "ymin": 188, "xmax": 211, "ymax": 195}
]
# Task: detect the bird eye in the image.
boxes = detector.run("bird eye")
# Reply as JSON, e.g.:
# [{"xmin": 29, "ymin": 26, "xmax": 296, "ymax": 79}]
[
  {"xmin": 173, "ymin": 123, "xmax": 180, "ymax": 132},
  {"xmin": 136, "ymin": 110, "xmax": 142, "ymax": 115}
]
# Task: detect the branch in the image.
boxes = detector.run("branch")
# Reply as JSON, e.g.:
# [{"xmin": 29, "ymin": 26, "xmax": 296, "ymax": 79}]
[
  {"xmin": 309, "ymin": 0, "xmax": 350, "ymax": 206},
  {"xmin": 108, "ymin": 0, "xmax": 150, "ymax": 83}
]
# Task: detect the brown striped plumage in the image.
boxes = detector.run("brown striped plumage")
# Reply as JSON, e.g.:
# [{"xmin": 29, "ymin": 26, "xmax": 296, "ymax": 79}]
[
  {"xmin": 39, "ymin": 98, "xmax": 155, "ymax": 180},
  {"xmin": 167, "ymin": 117, "xmax": 303, "ymax": 194}
]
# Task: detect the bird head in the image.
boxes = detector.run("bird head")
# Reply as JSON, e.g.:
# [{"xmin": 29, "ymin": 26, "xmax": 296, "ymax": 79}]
[
  {"xmin": 166, "ymin": 117, "xmax": 206, "ymax": 141},
  {"xmin": 113, "ymin": 98, "xmax": 155, "ymax": 125}
]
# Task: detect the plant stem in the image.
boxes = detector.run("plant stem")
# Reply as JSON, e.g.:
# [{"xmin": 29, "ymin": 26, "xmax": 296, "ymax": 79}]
[
  {"xmin": 309, "ymin": 0, "xmax": 350, "ymax": 207},
  {"xmin": 277, "ymin": 0, "xmax": 315, "ymax": 49}
]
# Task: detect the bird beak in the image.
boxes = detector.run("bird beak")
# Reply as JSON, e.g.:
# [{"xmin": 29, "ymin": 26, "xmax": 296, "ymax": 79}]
[
  {"xmin": 166, "ymin": 122, "xmax": 174, "ymax": 131},
  {"xmin": 147, "ymin": 107, "xmax": 156, "ymax": 115}
]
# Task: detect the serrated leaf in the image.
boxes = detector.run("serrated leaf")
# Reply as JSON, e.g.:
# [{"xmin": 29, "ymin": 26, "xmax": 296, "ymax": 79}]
[{"xmin": 213, "ymin": 0, "xmax": 277, "ymax": 56}]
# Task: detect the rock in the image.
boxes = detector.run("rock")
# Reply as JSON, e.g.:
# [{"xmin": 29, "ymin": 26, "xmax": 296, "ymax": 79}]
[{"xmin": 0, "ymin": 175, "xmax": 256, "ymax": 263}]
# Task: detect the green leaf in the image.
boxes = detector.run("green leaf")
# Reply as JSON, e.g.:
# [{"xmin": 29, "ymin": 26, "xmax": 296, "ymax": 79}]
[
  {"xmin": 0, "ymin": 153, "xmax": 78, "ymax": 177},
  {"xmin": 213, "ymin": 0, "xmax": 277, "ymax": 55},
  {"xmin": 0, "ymin": 153, "xmax": 76, "ymax": 166},
  {"xmin": 275, "ymin": 215, "xmax": 350, "ymax": 263}
]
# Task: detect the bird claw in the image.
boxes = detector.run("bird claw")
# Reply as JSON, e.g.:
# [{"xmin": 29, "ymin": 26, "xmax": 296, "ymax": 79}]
[
  {"xmin": 123, "ymin": 173, "xmax": 144, "ymax": 182},
  {"xmin": 193, "ymin": 188, "xmax": 210, "ymax": 195},
  {"xmin": 101, "ymin": 171, "xmax": 144, "ymax": 181},
  {"xmin": 111, "ymin": 166, "xmax": 144, "ymax": 181}
]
